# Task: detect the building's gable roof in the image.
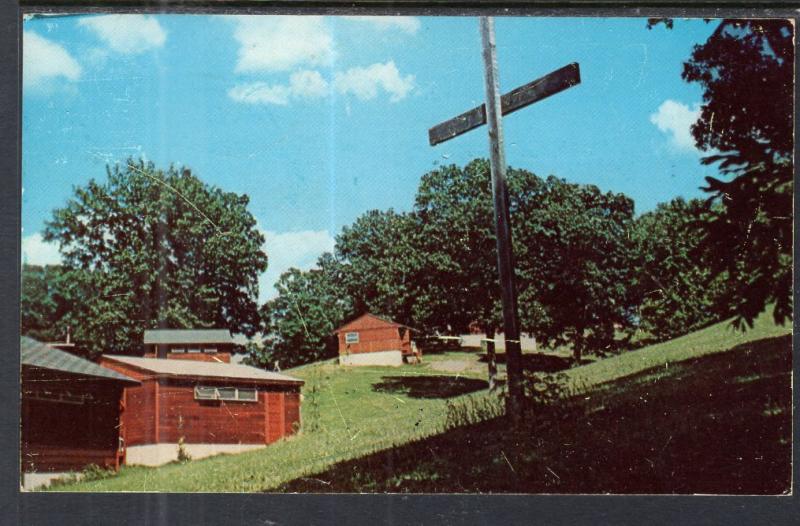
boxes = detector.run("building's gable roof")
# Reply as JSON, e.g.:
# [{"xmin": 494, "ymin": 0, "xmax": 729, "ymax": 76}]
[
  {"xmin": 102, "ymin": 355, "xmax": 304, "ymax": 385},
  {"xmin": 21, "ymin": 337, "xmax": 139, "ymax": 384},
  {"xmin": 334, "ymin": 313, "xmax": 410, "ymax": 333},
  {"xmin": 143, "ymin": 329, "xmax": 234, "ymax": 346}
]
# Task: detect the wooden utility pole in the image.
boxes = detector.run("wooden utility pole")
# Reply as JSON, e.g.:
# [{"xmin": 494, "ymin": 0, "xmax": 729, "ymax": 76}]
[
  {"xmin": 479, "ymin": 17, "xmax": 524, "ymax": 418},
  {"xmin": 427, "ymin": 17, "xmax": 581, "ymax": 421}
]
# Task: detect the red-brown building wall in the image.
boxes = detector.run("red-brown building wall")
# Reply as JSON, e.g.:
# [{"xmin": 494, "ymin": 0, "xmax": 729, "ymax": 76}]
[
  {"xmin": 21, "ymin": 371, "xmax": 125, "ymax": 472},
  {"xmin": 157, "ymin": 380, "xmax": 270, "ymax": 444},
  {"xmin": 99, "ymin": 358, "xmax": 301, "ymax": 447},
  {"xmin": 337, "ymin": 315, "xmax": 412, "ymax": 356},
  {"xmin": 123, "ymin": 379, "xmax": 158, "ymax": 445}
]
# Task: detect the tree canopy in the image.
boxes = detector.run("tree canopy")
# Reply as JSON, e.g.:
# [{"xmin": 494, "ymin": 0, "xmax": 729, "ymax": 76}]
[
  {"xmin": 631, "ymin": 198, "xmax": 731, "ymax": 341},
  {"xmin": 659, "ymin": 19, "xmax": 793, "ymax": 328},
  {"xmin": 687, "ymin": 20, "xmax": 793, "ymax": 328},
  {"xmin": 263, "ymin": 253, "xmax": 353, "ymax": 368},
  {"xmin": 41, "ymin": 159, "xmax": 267, "ymax": 356},
  {"xmin": 264, "ymin": 159, "xmax": 641, "ymax": 366},
  {"xmin": 21, "ymin": 264, "xmax": 72, "ymax": 343},
  {"xmin": 513, "ymin": 175, "xmax": 638, "ymax": 360}
]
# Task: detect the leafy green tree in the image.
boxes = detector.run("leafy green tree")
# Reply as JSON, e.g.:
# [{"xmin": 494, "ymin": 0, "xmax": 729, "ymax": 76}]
[
  {"xmin": 414, "ymin": 160, "xmax": 638, "ymax": 362},
  {"xmin": 631, "ymin": 198, "xmax": 731, "ymax": 341},
  {"xmin": 413, "ymin": 160, "xmax": 503, "ymax": 336},
  {"xmin": 264, "ymin": 253, "xmax": 353, "ymax": 368},
  {"xmin": 651, "ymin": 19, "xmax": 793, "ymax": 328},
  {"xmin": 513, "ymin": 176, "xmax": 638, "ymax": 362},
  {"xmin": 335, "ymin": 209, "xmax": 423, "ymax": 326},
  {"xmin": 21, "ymin": 264, "xmax": 72, "ymax": 342},
  {"xmin": 43, "ymin": 159, "xmax": 267, "ymax": 356}
]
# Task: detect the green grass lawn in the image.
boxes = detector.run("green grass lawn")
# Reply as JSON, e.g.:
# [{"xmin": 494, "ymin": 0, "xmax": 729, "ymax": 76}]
[{"xmin": 47, "ymin": 309, "xmax": 791, "ymax": 492}]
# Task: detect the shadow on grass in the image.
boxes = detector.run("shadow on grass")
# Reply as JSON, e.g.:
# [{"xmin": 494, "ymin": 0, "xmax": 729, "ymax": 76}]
[
  {"xmin": 478, "ymin": 352, "xmax": 591, "ymax": 372},
  {"xmin": 280, "ymin": 334, "xmax": 791, "ymax": 494},
  {"xmin": 372, "ymin": 375, "xmax": 489, "ymax": 399}
]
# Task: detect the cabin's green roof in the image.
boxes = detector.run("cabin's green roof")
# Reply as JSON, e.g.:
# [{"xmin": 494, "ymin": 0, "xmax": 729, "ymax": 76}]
[
  {"xmin": 21, "ymin": 336, "xmax": 139, "ymax": 384},
  {"xmin": 143, "ymin": 329, "xmax": 234, "ymax": 345}
]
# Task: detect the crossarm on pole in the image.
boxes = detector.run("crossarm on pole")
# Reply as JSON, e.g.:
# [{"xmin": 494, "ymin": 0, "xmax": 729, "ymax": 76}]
[{"xmin": 428, "ymin": 62, "xmax": 580, "ymax": 146}]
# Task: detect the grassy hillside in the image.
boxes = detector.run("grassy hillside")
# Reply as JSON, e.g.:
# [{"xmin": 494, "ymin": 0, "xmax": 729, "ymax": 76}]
[
  {"xmin": 48, "ymin": 309, "xmax": 791, "ymax": 492},
  {"xmin": 280, "ymin": 333, "xmax": 791, "ymax": 494}
]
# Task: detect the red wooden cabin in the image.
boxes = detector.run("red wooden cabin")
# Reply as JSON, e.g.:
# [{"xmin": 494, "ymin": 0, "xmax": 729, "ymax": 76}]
[
  {"xmin": 99, "ymin": 346, "xmax": 304, "ymax": 466},
  {"xmin": 334, "ymin": 313, "xmax": 421, "ymax": 366},
  {"xmin": 21, "ymin": 337, "xmax": 140, "ymax": 489}
]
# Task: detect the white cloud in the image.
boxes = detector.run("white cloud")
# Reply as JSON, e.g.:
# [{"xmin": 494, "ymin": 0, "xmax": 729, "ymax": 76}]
[
  {"xmin": 78, "ymin": 15, "xmax": 166, "ymax": 54},
  {"xmin": 259, "ymin": 230, "xmax": 336, "ymax": 302},
  {"xmin": 342, "ymin": 16, "xmax": 421, "ymax": 34},
  {"xmin": 650, "ymin": 99, "xmax": 701, "ymax": 153},
  {"xmin": 229, "ymin": 16, "xmax": 334, "ymax": 73},
  {"xmin": 289, "ymin": 70, "xmax": 329, "ymax": 99},
  {"xmin": 228, "ymin": 70, "xmax": 330, "ymax": 106},
  {"xmin": 228, "ymin": 82, "xmax": 291, "ymax": 105},
  {"xmin": 23, "ymin": 31, "xmax": 81, "ymax": 89},
  {"xmin": 334, "ymin": 60, "xmax": 414, "ymax": 102},
  {"xmin": 21, "ymin": 233, "xmax": 62, "ymax": 266}
]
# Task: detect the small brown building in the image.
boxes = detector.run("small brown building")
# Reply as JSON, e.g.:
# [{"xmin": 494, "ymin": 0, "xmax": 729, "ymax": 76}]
[
  {"xmin": 143, "ymin": 328, "xmax": 236, "ymax": 362},
  {"xmin": 21, "ymin": 337, "xmax": 140, "ymax": 489},
  {"xmin": 334, "ymin": 313, "xmax": 421, "ymax": 366},
  {"xmin": 99, "ymin": 337, "xmax": 304, "ymax": 466}
]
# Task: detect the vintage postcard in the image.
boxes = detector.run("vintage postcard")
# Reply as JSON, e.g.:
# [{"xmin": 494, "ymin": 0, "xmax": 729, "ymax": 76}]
[{"xmin": 20, "ymin": 11, "xmax": 792, "ymax": 495}]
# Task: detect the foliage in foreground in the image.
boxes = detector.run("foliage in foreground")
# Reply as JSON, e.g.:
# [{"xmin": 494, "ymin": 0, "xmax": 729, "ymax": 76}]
[{"xmin": 663, "ymin": 18, "xmax": 794, "ymax": 328}]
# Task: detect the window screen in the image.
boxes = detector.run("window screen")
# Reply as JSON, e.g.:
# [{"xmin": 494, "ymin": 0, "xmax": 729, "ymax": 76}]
[{"xmin": 194, "ymin": 385, "xmax": 258, "ymax": 402}]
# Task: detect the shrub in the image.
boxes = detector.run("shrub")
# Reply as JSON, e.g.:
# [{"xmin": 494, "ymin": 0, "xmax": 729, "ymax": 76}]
[{"xmin": 177, "ymin": 437, "xmax": 192, "ymax": 462}]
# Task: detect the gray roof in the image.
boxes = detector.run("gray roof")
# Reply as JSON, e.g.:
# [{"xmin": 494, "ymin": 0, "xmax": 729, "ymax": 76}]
[
  {"xmin": 21, "ymin": 337, "xmax": 139, "ymax": 384},
  {"xmin": 102, "ymin": 355, "xmax": 304, "ymax": 385},
  {"xmin": 143, "ymin": 329, "xmax": 234, "ymax": 345}
]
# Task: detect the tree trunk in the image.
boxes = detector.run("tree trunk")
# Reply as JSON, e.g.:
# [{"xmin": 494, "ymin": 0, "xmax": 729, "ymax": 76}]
[
  {"xmin": 573, "ymin": 327, "xmax": 584, "ymax": 364},
  {"xmin": 485, "ymin": 326, "xmax": 498, "ymax": 391}
]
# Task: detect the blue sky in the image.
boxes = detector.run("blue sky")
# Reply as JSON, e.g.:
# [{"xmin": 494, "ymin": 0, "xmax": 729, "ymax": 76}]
[{"xmin": 22, "ymin": 14, "xmax": 718, "ymax": 302}]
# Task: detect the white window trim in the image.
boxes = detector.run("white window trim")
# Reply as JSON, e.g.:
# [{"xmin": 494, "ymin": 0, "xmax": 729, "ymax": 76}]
[
  {"xmin": 345, "ymin": 332, "xmax": 359, "ymax": 344},
  {"xmin": 194, "ymin": 385, "xmax": 258, "ymax": 403}
]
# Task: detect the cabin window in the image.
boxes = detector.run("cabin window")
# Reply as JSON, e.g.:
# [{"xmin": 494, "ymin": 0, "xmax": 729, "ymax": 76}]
[
  {"xmin": 237, "ymin": 388, "xmax": 258, "ymax": 401},
  {"xmin": 188, "ymin": 348, "xmax": 201, "ymax": 354},
  {"xmin": 345, "ymin": 332, "xmax": 359, "ymax": 344},
  {"xmin": 171, "ymin": 348, "xmax": 185, "ymax": 354},
  {"xmin": 25, "ymin": 388, "xmax": 93, "ymax": 405},
  {"xmin": 194, "ymin": 385, "xmax": 258, "ymax": 402},
  {"xmin": 205, "ymin": 347, "xmax": 218, "ymax": 354}
]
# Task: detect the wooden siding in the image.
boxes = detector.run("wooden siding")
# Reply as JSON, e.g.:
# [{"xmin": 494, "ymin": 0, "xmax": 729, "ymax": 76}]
[
  {"xmin": 284, "ymin": 392, "xmax": 301, "ymax": 435},
  {"xmin": 99, "ymin": 357, "xmax": 302, "ymax": 448},
  {"xmin": 338, "ymin": 325, "xmax": 412, "ymax": 356},
  {"xmin": 157, "ymin": 380, "xmax": 268, "ymax": 444},
  {"xmin": 123, "ymin": 380, "xmax": 158, "ymax": 445},
  {"xmin": 336, "ymin": 313, "xmax": 405, "ymax": 333},
  {"xmin": 21, "ymin": 371, "xmax": 124, "ymax": 472},
  {"xmin": 21, "ymin": 445, "xmax": 119, "ymax": 473}
]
